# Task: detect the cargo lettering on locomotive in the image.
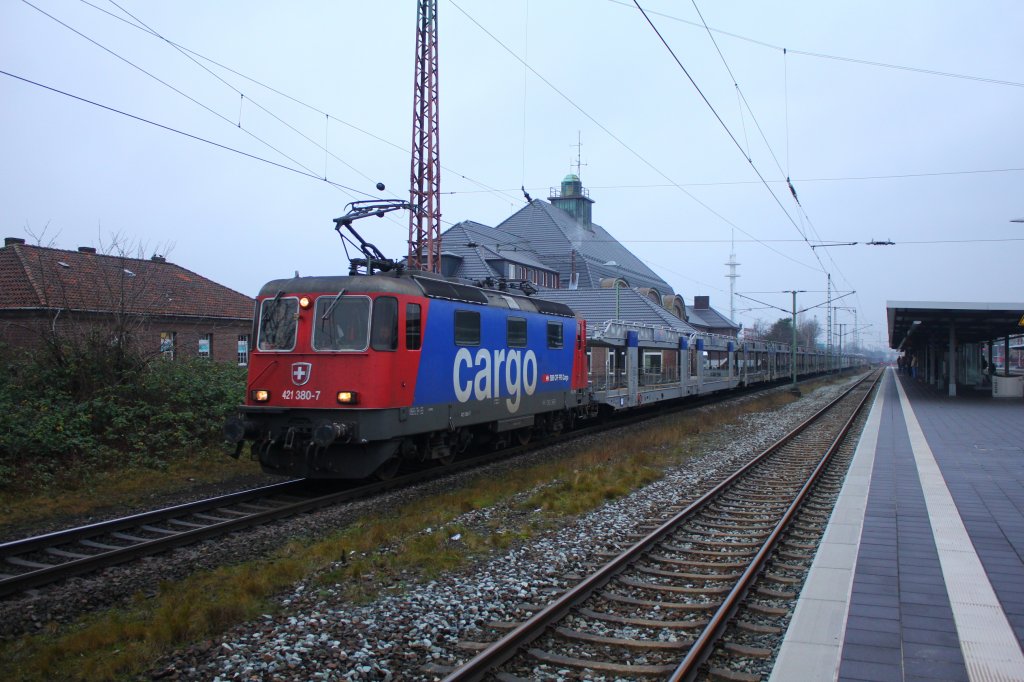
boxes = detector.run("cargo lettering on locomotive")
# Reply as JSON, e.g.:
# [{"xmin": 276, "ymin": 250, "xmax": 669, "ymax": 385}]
[{"xmin": 453, "ymin": 347, "xmax": 538, "ymax": 413}]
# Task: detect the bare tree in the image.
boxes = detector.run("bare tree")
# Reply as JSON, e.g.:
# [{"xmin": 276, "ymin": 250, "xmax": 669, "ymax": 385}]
[{"xmin": 20, "ymin": 230, "xmax": 173, "ymax": 396}]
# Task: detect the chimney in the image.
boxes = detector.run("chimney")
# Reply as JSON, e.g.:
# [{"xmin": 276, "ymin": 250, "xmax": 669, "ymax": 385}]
[
  {"xmin": 78, "ymin": 246, "xmax": 97, "ymax": 254},
  {"xmin": 695, "ymin": 295, "xmax": 710, "ymax": 310},
  {"xmin": 151, "ymin": 255, "xmax": 166, "ymax": 263},
  {"xmin": 4, "ymin": 237, "xmax": 26, "ymax": 247}
]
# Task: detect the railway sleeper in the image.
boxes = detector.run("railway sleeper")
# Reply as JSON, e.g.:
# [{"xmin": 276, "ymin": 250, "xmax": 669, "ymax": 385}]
[
  {"xmin": 618, "ymin": 576, "xmax": 732, "ymax": 595},
  {"xmin": 735, "ymin": 620, "xmax": 783, "ymax": 635},
  {"xmin": 723, "ymin": 641, "xmax": 774, "ymax": 658},
  {"xmin": 5, "ymin": 556, "xmax": 52, "ymax": 570},
  {"xmin": 744, "ymin": 602, "xmax": 788, "ymax": 617},
  {"xmin": 44, "ymin": 547, "xmax": 91, "ymax": 560},
  {"xmin": 454, "ymin": 641, "xmax": 488, "ymax": 652},
  {"xmin": 554, "ymin": 625, "xmax": 692, "ymax": 650},
  {"xmin": 691, "ymin": 518, "xmax": 779, "ymax": 531},
  {"xmin": 602, "ymin": 591, "xmax": 721, "ymax": 612},
  {"xmin": 526, "ymin": 648, "xmax": 677, "ymax": 677},
  {"xmin": 577, "ymin": 608, "xmax": 708, "ymax": 630},
  {"xmin": 635, "ymin": 564, "xmax": 742, "ymax": 581},
  {"xmin": 648, "ymin": 553, "xmax": 749, "ymax": 569},
  {"xmin": 672, "ymin": 535, "xmax": 762, "ymax": 548},
  {"xmin": 755, "ymin": 586, "xmax": 797, "ymax": 599},
  {"xmin": 659, "ymin": 545, "xmax": 757, "ymax": 559},
  {"xmin": 708, "ymin": 666, "xmax": 762, "ymax": 682},
  {"xmin": 762, "ymin": 571, "xmax": 800, "ymax": 585}
]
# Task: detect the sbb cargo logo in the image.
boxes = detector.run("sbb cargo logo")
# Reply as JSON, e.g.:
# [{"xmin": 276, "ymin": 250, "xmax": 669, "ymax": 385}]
[
  {"xmin": 542, "ymin": 373, "xmax": 569, "ymax": 383},
  {"xmin": 453, "ymin": 348, "xmax": 538, "ymax": 413}
]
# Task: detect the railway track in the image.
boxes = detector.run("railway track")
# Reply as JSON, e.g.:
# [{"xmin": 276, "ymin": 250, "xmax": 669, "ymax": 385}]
[
  {"xmin": 0, "ymin": 479, "xmax": 342, "ymax": 597},
  {"xmin": 439, "ymin": 368, "xmax": 881, "ymax": 681},
  {"xmin": 0, "ymin": 372, "xmax": 857, "ymax": 601}
]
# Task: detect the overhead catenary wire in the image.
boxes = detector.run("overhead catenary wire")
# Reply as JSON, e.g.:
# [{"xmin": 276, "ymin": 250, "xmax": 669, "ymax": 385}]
[
  {"xmin": 104, "ymin": 0, "xmax": 383, "ymax": 188},
  {"xmin": 634, "ymin": 1, "xmax": 826, "ymax": 273},
  {"xmin": 20, "ymin": 0, "xmax": 340, "ymax": 187},
  {"xmin": 606, "ymin": 0, "xmax": 1024, "ymax": 89},
  {"xmin": 449, "ymin": 0, "xmax": 821, "ymax": 274},
  {"xmin": 74, "ymin": 0, "xmax": 523, "ymax": 209},
  {"xmin": 440, "ymin": 167, "xmax": 1024, "ymax": 194},
  {"xmin": 0, "ymin": 69, "xmax": 370, "ymax": 198}
]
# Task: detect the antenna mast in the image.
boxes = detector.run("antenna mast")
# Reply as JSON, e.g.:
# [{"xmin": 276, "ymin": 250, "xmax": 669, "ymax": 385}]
[
  {"xmin": 725, "ymin": 230, "xmax": 740, "ymax": 321},
  {"xmin": 408, "ymin": 0, "xmax": 441, "ymax": 272}
]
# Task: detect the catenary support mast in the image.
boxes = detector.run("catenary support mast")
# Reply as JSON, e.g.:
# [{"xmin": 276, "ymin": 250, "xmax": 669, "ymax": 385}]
[{"xmin": 408, "ymin": 0, "xmax": 441, "ymax": 273}]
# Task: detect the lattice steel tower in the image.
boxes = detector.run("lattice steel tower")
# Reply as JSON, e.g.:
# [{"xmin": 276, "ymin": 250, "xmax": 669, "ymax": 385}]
[
  {"xmin": 725, "ymin": 230, "xmax": 740, "ymax": 321},
  {"xmin": 408, "ymin": 0, "xmax": 441, "ymax": 272}
]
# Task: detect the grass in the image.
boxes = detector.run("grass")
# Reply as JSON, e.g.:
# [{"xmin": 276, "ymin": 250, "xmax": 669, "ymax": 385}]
[
  {"xmin": 0, "ymin": 381, "xmax": 832, "ymax": 681},
  {"xmin": 0, "ymin": 449, "xmax": 266, "ymax": 529}
]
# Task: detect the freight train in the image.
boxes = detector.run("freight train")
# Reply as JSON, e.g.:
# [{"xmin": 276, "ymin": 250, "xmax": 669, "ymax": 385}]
[{"xmin": 224, "ymin": 267, "xmax": 858, "ymax": 480}]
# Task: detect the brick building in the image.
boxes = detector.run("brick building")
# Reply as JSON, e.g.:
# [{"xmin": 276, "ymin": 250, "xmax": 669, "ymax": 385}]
[{"xmin": 0, "ymin": 237, "xmax": 255, "ymax": 364}]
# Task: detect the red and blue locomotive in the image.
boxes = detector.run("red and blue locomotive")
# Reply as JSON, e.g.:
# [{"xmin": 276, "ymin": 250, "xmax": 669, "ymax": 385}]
[{"xmin": 225, "ymin": 268, "xmax": 589, "ymax": 479}]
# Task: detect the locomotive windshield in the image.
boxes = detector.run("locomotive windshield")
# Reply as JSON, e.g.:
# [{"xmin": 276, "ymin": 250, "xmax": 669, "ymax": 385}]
[
  {"xmin": 313, "ymin": 295, "xmax": 370, "ymax": 351},
  {"xmin": 257, "ymin": 296, "xmax": 298, "ymax": 351}
]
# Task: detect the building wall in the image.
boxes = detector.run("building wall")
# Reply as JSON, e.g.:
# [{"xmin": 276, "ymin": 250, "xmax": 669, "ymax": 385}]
[{"xmin": 0, "ymin": 311, "xmax": 253, "ymax": 365}]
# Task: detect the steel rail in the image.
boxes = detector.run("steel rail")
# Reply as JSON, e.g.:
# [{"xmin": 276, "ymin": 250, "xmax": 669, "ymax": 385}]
[
  {"xmin": 669, "ymin": 371, "xmax": 878, "ymax": 680},
  {"xmin": 442, "ymin": 370, "xmax": 878, "ymax": 681},
  {"xmin": 0, "ymin": 479, "xmax": 306, "ymax": 556}
]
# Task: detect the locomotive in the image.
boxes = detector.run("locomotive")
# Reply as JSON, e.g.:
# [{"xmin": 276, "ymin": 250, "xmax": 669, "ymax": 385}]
[{"xmin": 224, "ymin": 268, "xmax": 590, "ymax": 479}]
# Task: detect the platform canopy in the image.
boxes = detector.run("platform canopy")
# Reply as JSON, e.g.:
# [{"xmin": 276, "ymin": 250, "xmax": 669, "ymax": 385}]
[{"xmin": 887, "ymin": 301, "xmax": 1024, "ymax": 351}]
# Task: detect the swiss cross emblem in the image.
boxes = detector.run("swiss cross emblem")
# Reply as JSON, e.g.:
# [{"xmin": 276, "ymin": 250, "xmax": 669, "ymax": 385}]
[{"xmin": 291, "ymin": 362, "xmax": 312, "ymax": 386}]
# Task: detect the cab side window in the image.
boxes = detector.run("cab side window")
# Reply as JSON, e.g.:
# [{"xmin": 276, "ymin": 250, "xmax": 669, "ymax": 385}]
[
  {"xmin": 371, "ymin": 297, "xmax": 398, "ymax": 351},
  {"xmin": 406, "ymin": 303, "xmax": 422, "ymax": 350}
]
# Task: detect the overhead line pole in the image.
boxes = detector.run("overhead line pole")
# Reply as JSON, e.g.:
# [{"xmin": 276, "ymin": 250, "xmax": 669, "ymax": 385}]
[{"xmin": 409, "ymin": 0, "xmax": 442, "ymax": 273}]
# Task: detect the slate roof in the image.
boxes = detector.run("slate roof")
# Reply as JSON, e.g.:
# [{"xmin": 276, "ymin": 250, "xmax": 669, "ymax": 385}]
[
  {"xmin": 538, "ymin": 288, "xmax": 698, "ymax": 336},
  {"xmin": 687, "ymin": 305, "xmax": 741, "ymax": 332},
  {"xmin": 496, "ymin": 201, "xmax": 672, "ymax": 293},
  {"xmin": 443, "ymin": 221, "xmax": 556, "ymax": 283},
  {"xmin": 0, "ymin": 242, "xmax": 254, "ymax": 320}
]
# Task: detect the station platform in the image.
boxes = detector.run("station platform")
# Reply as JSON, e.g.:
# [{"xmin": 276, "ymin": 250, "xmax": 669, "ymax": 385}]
[{"xmin": 771, "ymin": 368, "xmax": 1024, "ymax": 682}]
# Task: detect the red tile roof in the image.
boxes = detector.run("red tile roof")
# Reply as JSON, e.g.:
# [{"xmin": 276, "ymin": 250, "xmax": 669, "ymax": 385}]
[{"xmin": 0, "ymin": 243, "xmax": 254, "ymax": 320}]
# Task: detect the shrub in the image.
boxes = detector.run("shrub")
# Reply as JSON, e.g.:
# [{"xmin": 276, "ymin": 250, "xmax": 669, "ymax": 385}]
[{"xmin": 0, "ymin": 343, "xmax": 244, "ymax": 490}]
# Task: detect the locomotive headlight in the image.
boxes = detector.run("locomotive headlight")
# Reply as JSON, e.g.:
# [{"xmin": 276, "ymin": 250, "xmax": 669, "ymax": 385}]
[
  {"xmin": 299, "ymin": 296, "xmax": 311, "ymax": 309},
  {"xmin": 336, "ymin": 391, "xmax": 358, "ymax": 404},
  {"xmin": 251, "ymin": 389, "xmax": 271, "ymax": 402}
]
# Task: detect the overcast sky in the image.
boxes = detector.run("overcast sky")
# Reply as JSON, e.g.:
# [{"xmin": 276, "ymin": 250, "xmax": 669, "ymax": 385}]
[{"xmin": 3, "ymin": 1, "xmax": 1022, "ymax": 350}]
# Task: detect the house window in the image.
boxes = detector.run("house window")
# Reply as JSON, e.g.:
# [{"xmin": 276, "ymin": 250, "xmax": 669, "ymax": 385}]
[
  {"xmin": 198, "ymin": 333, "xmax": 212, "ymax": 358},
  {"xmin": 237, "ymin": 335, "xmax": 249, "ymax": 366},
  {"xmin": 160, "ymin": 331, "xmax": 176, "ymax": 359}
]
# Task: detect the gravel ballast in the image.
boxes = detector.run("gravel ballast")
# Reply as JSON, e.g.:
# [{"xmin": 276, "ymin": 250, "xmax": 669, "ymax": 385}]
[{"xmin": 146, "ymin": 378, "xmax": 859, "ymax": 681}]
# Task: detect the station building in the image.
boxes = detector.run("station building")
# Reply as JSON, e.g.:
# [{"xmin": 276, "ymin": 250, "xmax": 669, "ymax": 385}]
[{"xmin": 440, "ymin": 174, "xmax": 740, "ymax": 388}]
